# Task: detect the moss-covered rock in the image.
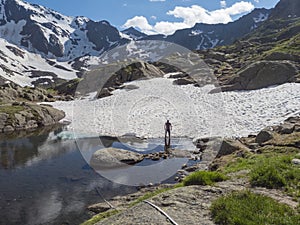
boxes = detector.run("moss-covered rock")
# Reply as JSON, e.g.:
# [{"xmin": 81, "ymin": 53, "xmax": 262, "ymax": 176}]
[{"xmin": 0, "ymin": 102, "xmax": 65, "ymax": 132}]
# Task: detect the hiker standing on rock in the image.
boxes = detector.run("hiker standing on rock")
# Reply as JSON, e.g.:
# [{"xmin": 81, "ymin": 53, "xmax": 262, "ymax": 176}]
[{"xmin": 164, "ymin": 120, "xmax": 172, "ymax": 146}]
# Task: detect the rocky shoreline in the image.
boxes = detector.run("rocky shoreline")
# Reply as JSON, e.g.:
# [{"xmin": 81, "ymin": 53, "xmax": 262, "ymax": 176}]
[
  {"xmin": 83, "ymin": 116, "xmax": 300, "ymax": 225},
  {"xmin": 0, "ymin": 102, "xmax": 65, "ymax": 133},
  {"xmin": 0, "ymin": 82, "xmax": 67, "ymax": 133}
]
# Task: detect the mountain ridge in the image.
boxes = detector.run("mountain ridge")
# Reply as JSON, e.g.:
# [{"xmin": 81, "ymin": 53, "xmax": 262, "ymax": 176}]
[
  {"xmin": 143, "ymin": 8, "xmax": 271, "ymax": 50},
  {"xmin": 0, "ymin": 0, "xmax": 298, "ymax": 88}
]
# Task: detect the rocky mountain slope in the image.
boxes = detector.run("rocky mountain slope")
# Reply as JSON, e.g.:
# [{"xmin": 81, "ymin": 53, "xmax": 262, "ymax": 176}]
[
  {"xmin": 0, "ymin": 0, "xmax": 280, "ymax": 88},
  {"xmin": 0, "ymin": 0, "xmax": 131, "ymax": 86},
  {"xmin": 149, "ymin": 8, "xmax": 271, "ymax": 50},
  {"xmin": 196, "ymin": 0, "xmax": 300, "ymax": 91},
  {"xmin": 0, "ymin": 0, "xmax": 298, "ymax": 92}
]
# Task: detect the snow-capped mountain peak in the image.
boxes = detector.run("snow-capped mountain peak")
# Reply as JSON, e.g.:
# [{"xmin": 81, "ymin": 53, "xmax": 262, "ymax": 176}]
[{"xmin": 0, "ymin": 0, "xmax": 129, "ymax": 59}]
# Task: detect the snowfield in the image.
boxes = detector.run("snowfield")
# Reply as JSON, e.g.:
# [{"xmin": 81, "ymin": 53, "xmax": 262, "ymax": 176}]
[{"xmin": 52, "ymin": 77, "xmax": 300, "ymax": 139}]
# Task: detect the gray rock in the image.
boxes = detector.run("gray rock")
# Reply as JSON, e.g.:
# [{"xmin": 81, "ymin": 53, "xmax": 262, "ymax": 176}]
[
  {"xmin": 291, "ymin": 159, "xmax": 300, "ymax": 165},
  {"xmin": 26, "ymin": 120, "xmax": 38, "ymax": 129},
  {"xmin": 3, "ymin": 125, "xmax": 14, "ymax": 132},
  {"xmin": 14, "ymin": 113, "xmax": 26, "ymax": 126},
  {"xmin": 90, "ymin": 147, "xmax": 144, "ymax": 169},
  {"xmin": 0, "ymin": 113, "xmax": 8, "ymax": 129},
  {"xmin": 277, "ymin": 123, "xmax": 295, "ymax": 134},
  {"xmin": 229, "ymin": 61, "xmax": 297, "ymax": 91},
  {"xmin": 248, "ymin": 143, "xmax": 259, "ymax": 150},
  {"xmin": 97, "ymin": 88, "xmax": 111, "ymax": 98},
  {"xmin": 294, "ymin": 125, "xmax": 300, "ymax": 132},
  {"xmin": 255, "ymin": 130, "xmax": 274, "ymax": 144},
  {"xmin": 286, "ymin": 116, "xmax": 300, "ymax": 124},
  {"xmin": 173, "ymin": 78, "xmax": 195, "ymax": 85},
  {"xmin": 217, "ymin": 138, "xmax": 248, "ymax": 158},
  {"xmin": 168, "ymin": 73, "xmax": 188, "ymax": 79},
  {"xmin": 88, "ymin": 203, "xmax": 112, "ymax": 214},
  {"xmin": 265, "ymin": 52, "xmax": 300, "ymax": 62}
]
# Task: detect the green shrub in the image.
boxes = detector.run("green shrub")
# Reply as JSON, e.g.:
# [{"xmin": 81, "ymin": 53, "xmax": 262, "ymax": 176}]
[
  {"xmin": 183, "ymin": 171, "xmax": 227, "ymax": 186},
  {"xmin": 211, "ymin": 190, "xmax": 300, "ymax": 225}
]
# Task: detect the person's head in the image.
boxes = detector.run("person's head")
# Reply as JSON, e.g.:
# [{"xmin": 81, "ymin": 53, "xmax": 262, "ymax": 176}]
[{"xmin": 167, "ymin": 120, "xmax": 169, "ymax": 123}]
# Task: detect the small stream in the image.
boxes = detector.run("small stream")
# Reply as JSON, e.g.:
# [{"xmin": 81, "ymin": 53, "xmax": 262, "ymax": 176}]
[{"xmin": 0, "ymin": 126, "xmax": 196, "ymax": 225}]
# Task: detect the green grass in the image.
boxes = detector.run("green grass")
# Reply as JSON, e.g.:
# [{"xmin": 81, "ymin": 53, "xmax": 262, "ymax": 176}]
[
  {"xmin": 222, "ymin": 155, "xmax": 257, "ymax": 174},
  {"xmin": 0, "ymin": 105, "xmax": 24, "ymax": 115},
  {"xmin": 183, "ymin": 171, "xmax": 228, "ymax": 186},
  {"xmin": 221, "ymin": 149, "xmax": 300, "ymax": 198},
  {"xmin": 222, "ymin": 147, "xmax": 299, "ymax": 174},
  {"xmin": 46, "ymin": 88, "xmax": 58, "ymax": 95},
  {"xmin": 265, "ymin": 33, "xmax": 300, "ymax": 55},
  {"xmin": 250, "ymin": 155, "xmax": 300, "ymax": 197},
  {"xmin": 80, "ymin": 209, "xmax": 119, "ymax": 225},
  {"xmin": 211, "ymin": 190, "xmax": 300, "ymax": 225}
]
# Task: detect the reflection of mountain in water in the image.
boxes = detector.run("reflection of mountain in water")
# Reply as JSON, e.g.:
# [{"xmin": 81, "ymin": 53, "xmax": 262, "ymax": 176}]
[{"xmin": 0, "ymin": 125, "xmax": 65, "ymax": 169}]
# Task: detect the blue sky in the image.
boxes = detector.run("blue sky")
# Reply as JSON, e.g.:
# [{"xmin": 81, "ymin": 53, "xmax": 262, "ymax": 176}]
[{"xmin": 25, "ymin": 0, "xmax": 280, "ymax": 35}]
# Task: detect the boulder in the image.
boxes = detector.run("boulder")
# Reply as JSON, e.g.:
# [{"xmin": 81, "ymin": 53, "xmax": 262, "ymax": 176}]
[
  {"xmin": 255, "ymin": 129, "xmax": 274, "ymax": 144},
  {"xmin": 90, "ymin": 147, "xmax": 144, "ymax": 170},
  {"xmin": 216, "ymin": 138, "xmax": 248, "ymax": 158},
  {"xmin": 229, "ymin": 61, "xmax": 297, "ymax": 90}
]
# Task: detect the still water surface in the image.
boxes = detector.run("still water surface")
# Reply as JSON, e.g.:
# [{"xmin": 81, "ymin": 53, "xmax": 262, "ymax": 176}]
[{"xmin": 0, "ymin": 126, "xmax": 195, "ymax": 225}]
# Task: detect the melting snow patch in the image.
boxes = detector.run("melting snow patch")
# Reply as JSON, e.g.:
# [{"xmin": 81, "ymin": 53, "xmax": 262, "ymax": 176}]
[{"xmin": 52, "ymin": 78, "xmax": 300, "ymax": 139}]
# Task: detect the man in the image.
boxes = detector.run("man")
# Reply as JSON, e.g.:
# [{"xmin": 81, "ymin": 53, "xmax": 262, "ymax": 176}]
[{"xmin": 164, "ymin": 120, "xmax": 172, "ymax": 139}]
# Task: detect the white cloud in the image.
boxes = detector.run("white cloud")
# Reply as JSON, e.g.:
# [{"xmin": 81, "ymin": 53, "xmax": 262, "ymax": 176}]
[
  {"xmin": 123, "ymin": 1, "xmax": 255, "ymax": 35},
  {"xmin": 224, "ymin": 1, "xmax": 254, "ymax": 15},
  {"xmin": 220, "ymin": 0, "xmax": 227, "ymax": 8},
  {"xmin": 254, "ymin": 0, "xmax": 259, "ymax": 3},
  {"xmin": 151, "ymin": 15, "xmax": 157, "ymax": 20},
  {"xmin": 149, "ymin": 0, "xmax": 166, "ymax": 2},
  {"xmin": 123, "ymin": 16, "xmax": 156, "ymax": 34},
  {"xmin": 154, "ymin": 21, "xmax": 190, "ymax": 34}
]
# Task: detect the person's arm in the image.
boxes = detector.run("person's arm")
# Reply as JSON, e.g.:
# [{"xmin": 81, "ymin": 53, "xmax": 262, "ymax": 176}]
[{"xmin": 170, "ymin": 124, "xmax": 172, "ymax": 130}]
